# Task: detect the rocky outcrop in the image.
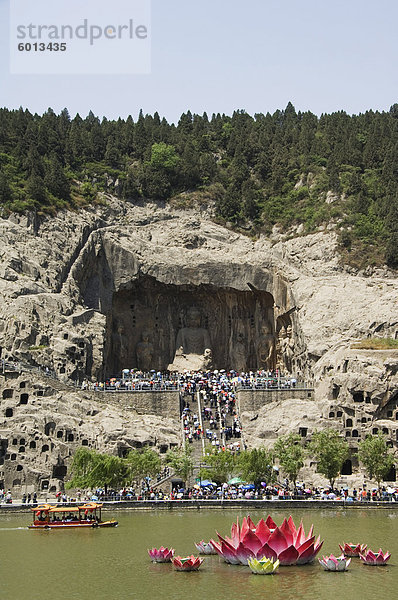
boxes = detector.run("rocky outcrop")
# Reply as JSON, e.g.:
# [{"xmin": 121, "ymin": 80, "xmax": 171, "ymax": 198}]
[
  {"xmin": 0, "ymin": 370, "xmax": 180, "ymax": 494},
  {"xmin": 1, "ymin": 196, "xmax": 397, "ymax": 491}
]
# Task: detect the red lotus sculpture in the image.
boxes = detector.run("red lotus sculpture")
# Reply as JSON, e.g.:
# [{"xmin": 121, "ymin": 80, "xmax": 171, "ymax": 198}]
[
  {"xmin": 172, "ymin": 555, "xmax": 204, "ymax": 571},
  {"xmin": 339, "ymin": 543, "xmax": 367, "ymax": 557},
  {"xmin": 210, "ymin": 515, "xmax": 323, "ymax": 566},
  {"xmin": 359, "ymin": 549, "xmax": 391, "ymax": 566},
  {"xmin": 148, "ymin": 546, "xmax": 175, "ymax": 562}
]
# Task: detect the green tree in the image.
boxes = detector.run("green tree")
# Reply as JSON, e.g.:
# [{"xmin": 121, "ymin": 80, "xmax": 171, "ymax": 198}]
[
  {"xmin": 150, "ymin": 142, "xmax": 180, "ymax": 171},
  {"xmin": 143, "ymin": 164, "xmax": 171, "ymax": 199},
  {"xmin": 274, "ymin": 434, "xmax": 305, "ymax": 491},
  {"xmin": 309, "ymin": 429, "xmax": 349, "ymax": 489},
  {"xmin": 80, "ymin": 181, "xmax": 97, "ymax": 202},
  {"xmin": 26, "ymin": 174, "xmax": 47, "ymax": 204},
  {"xmin": 0, "ymin": 171, "xmax": 12, "ymax": 204},
  {"xmin": 104, "ymin": 135, "xmax": 121, "ymax": 168},
  {"xmin": 385, "ymin": 200, "xmax": 398, "ymax": 269},
  {"xmin": 199, "ymin": 449, "xmax": 237, "ymax": 485},
  {"xmin": 241, "ymin": 179, "xmax": 260, "ymax": 220},
  {"xmin": 123, "ymin": 168, "xmax": 141, "ymax": 200},
  {"xmin": 215, "ymin": 183, "xmax": 241, "ymax": 222},
  {"xmin": 44, "ymin": 154, "xmax": 70, "ymax": 201},
  {"xmin": 125, "ymin": 447, "xmax": 161, "ymax": 483},
  {"xmin": 358, "ymin": 433, "xmax": 394, "ymax": 489},
  {"xmin": 67, "ymin": 447, "xmax": 127, "ymax": 492},
  {"xmin": 238, "ymin": 447, "xmax": 276, "ymax": 488},
  {"xmin": 164, "ymin": 446, "xmax": 194, "ymax": 482}
]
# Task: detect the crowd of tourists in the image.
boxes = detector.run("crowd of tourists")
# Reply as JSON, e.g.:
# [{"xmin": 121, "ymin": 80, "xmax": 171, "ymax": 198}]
[
  {"xmin": 180, "ymin": 370, "xmax": 242, "ymax": 449},
  {"xmin": 63, "ymin": 483, "xmax": 398, "ymax": 503},
  {"xmin": 87, "ymin": 368, "xmax": 300, "ymax": 393}
]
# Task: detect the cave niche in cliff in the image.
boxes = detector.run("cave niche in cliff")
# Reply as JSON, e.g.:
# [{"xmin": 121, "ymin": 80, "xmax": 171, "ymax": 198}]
[{"xmin": 104, "ymin": 275, "xmax": 275, "ymax": 376}]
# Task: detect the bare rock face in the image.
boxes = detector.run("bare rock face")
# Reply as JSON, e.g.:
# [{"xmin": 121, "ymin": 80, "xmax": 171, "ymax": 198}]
[
  {"xmin": 0, "ymin": 371, "xmax": 180, "ymax": 494},
  {"xmin": 1, "ymin": 197, "xmax": 398, "ymax": 491}
]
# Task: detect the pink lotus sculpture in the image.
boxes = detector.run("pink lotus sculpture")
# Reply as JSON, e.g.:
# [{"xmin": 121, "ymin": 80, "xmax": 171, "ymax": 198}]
[
  {"xmin": 339, "ymin": 543, "xmax": 367, "ymax": 557},
  {"xmin": 319, "ymin": 554, "xmax": 351, "ymax": 571},
  {"xmin": 210, "ymin": 515, "xmax": 323, "ymax": 566},
  {"xmin": 172, "ymin": 555, "xmax": 204, "ymax": 571},
  {"xmin": 148, "ymin": 546, "xmax": 175, "ymax": 562},
  {"xmin": 195, "ymin": 540, "xmax": 217, "ymax": 555},
  {"xmin": 359, "ymin": 549, "xmax": 391, "ymax": 566}
]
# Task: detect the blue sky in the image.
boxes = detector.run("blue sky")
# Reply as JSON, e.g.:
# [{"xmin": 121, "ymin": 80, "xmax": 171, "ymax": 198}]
[{"xmin": 1, "ymin": 0, "xmax": 397, "ymax": 122}]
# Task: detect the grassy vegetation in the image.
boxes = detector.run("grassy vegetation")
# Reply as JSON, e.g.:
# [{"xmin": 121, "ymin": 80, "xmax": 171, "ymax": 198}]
[{"xmin": 351, "ymin": 338, "xmax": 398, "ymax": 350}]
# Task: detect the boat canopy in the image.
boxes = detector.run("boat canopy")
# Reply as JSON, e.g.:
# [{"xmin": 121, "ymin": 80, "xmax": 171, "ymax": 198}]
[{"xmin": 31, "ymin": 502, "xmax": 103, "ymax": 512}]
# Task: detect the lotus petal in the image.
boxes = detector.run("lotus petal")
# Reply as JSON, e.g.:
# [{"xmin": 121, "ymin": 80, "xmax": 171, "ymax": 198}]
[
  {"xmin": 265, "ymin": 515, "xmax": 277, "ymax": 530},
  {"xmin": 267, "ymin": 527, "xmax": 289, "ymax": 555},
  {"xmin": 279, "ymin": 518, "xmax": 294, "ymax": 546},
  {"xmin": 372, "ymin": 550, "xmax": 391, "ymax": 565},
  {"xmin": 315, "ymin": 537, "xmax": 324, "ymax": 551},
  {"xmin": 255, "ymin": 518, "xmax": 272, "ymax": 544},
  {"xmin": 173, "ymin": 557, "xmax": 183, "ymax": 568},
  {"xmin": 209, "ymin": 539, "xmax": 222, "ymax": 555},
  {"xmin": 240, "ymin": 517, "xmax": 251, "ymax": 539},
  {"xmin": 337, "ymin": 559, "xmax": 350, "ymax": 571},
  {"xmin": 278, "ymin": 545, "xmax": 300, "ymax": 566},
  {"xmin": 294, "ymin": 522, "xmax": 306, "ymax": 547},
  {"xmin": 247, "ymin": 515, "xmax": 256, "ymax": 530},
  {"xmin": 230, "ymin": 520, "xmax": 240, "ymax": 546},
  {"xmin": 296, "ymin": 536, "xmax": 316, "ymax": 555},
  {"xmin": 298, "ymin": 539, "xmax": 324, "ymax": 565},
  {"xmin": 287, "ymin": 515, "xmax": 297, "ymax": 535},
  {"xmin": 221, "ymin": 541, "xmax": 241, "ymax": 564},
  {"xmin": 241, "ymin": 528, "xmax": 263, "ymax": 554},
  {"xmin": 256, "ymin": 542, "xmax": 278, "ymax": 561},
  {"xmin": 190, "ymin": 557, "xmax": 203, "ymax": 569},
  {"xmin": 327, "ymin": 558, "xmax": 338, "ymax": 570},
  {"xmin": 235, "ymin": 542, "xmax": 256, "ymax": 565},
  {"xmin": 217, "ymin": 532, "xmax": 238, "ymax": 551},
  {"xmin": 365, "ymin": 550, "xmax": 376, "ymax": 562}
]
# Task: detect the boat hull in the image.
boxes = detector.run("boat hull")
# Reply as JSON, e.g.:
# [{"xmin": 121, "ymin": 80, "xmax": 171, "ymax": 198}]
[{"xmin": 28, "ymin": 520, "xmax": 118, "ymax": 529}]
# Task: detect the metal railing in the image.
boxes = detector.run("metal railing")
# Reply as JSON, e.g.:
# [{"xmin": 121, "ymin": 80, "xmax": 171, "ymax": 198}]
[
  {"xmin": 236, "ymin": 380, "xmax": 312, "ymax": 391},
  {"xmin": 91, "ymin": 382, "xmax": 179, "ymax": 393}
]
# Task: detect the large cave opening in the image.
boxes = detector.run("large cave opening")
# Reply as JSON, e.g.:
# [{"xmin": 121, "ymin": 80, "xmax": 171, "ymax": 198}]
[{"xmin": 103, "ymin": 275, "xmax": 276, "ymax": 376}]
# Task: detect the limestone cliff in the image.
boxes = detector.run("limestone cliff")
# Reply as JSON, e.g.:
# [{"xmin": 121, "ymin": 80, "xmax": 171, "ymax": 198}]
[{"xmin": 0, "ymin": 197, "xmax": 397, "ymax": 492}]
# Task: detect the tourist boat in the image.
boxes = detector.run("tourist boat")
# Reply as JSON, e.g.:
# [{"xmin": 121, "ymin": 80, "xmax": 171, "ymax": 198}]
[{"xmin": 28, "ymin": 501, "xmax": 118, "ymax": 529}]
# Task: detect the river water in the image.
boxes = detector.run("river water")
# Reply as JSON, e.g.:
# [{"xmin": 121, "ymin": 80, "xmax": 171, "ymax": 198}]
[{"xmin": 0, "ymin": 507, "xmax": 396, "ymax": 600}]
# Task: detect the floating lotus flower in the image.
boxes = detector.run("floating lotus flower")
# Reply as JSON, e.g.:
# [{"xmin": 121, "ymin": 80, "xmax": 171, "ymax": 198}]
[
  {"xmin": 148, "ymin": 546, "xmax": 175, "ymax": 562},
  {"xmin": 172, "ymin": 555, "xmax": 204, "ymax": 571},
  {"xmin": 319, "ymin": 554, "xmax": 351, "ymax": 571},
  {"xmin": 195, "ymin": 540, "xmax": 217, "ymax": 555},
  {"xmin": 359, "ymin": 549, "xmax": 391, "ymax": 566},
  {"xmin": 210, "ymin": 515, "xmax": 323, "ymax": 566},
  {"xmin": 247, "ymin": 556, "xmax": 280, "ymax": 575},
  {"xmin": 339, "ymin": 543, "xmax": 367, "ymax": 557}
]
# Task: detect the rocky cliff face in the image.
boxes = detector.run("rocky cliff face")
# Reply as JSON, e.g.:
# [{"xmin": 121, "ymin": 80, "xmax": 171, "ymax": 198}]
[{"xmin": 0, "ymin": 197, "xmax": 397, "ymax": 492}]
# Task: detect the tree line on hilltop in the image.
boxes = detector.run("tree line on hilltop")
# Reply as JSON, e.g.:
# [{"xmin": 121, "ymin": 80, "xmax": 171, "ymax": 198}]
[{"xmin": 0, "ymin": 103, "xmax": 397, "ymax": 268}]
